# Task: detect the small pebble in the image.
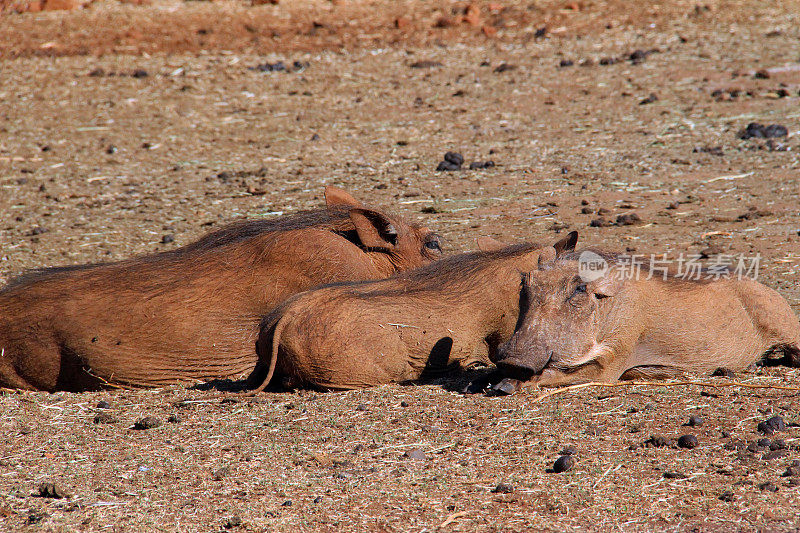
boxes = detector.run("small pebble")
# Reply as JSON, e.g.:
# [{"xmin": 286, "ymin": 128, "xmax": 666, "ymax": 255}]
[
  {"xmin": 758, "ymin": 482, "xmax": 779, "ymax": 492},
  {"xmin": 93, "ymin": 412, "xmax": 117, "ymax": 424},
  {"xmin": 718, "ymin": 491, "xmax": 735, "ymax": 502},
  {"xmin": 686, "ymin": 415, "xmax": 703, "ymax": 427},
  {"xmin": 560, "ymin": 445, "xmax": 578, "ymax": 456},
  {"xmin": 133, "ymin": 416, "xmax": 161, "ymax": 430},
  {"xmin": 96, "ymin": 400, "xmax": 111, "ymax": 409},
  {"xmin": 663, "ymin": 472, "xmax": 688, "ymax": 479},
  {"xmin": 678, "ymin": 435, "xmax": 699, "ymax": 449},
  {"xmin": 224, "ymin": 515, "xmax": 242, "ymax": 529},
  {"xmin": 444, "ymin": 152, "xmax": 464, "ymax": 166},
  {"xmin": 552, "ymin": 455, "xmax": 575, "ymax": 473},
  {"xmin": 403, "ymin": 449, "xmax": 426, "ymax": 461},
  {"xmin": 37, "ymin": 482, "xmax": 69, "ymax": 499},
  {"xmin": 491, "ymin": 482, "xmax": 514, "ymax": 494}
]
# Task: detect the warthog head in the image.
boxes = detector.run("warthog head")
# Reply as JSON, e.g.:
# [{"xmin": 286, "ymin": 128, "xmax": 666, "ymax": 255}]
[{"xmin": 494, "ymin": 257, "xmax": 623, "ymax": 379}]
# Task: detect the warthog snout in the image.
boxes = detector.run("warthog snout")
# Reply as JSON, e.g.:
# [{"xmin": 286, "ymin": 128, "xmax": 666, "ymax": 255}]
[{"xmin": 494, "ymin": 340, "xmax": 551, "ymax": 380}]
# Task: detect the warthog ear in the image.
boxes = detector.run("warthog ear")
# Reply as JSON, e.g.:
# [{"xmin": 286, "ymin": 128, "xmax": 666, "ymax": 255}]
[
  {"xmin": 553, "ymin": 231, "xmax": 578, "ymax": 256},
  {"xmin": 325, "ymin": 185, "xmax": 364, "ymax": 208},
  {"xmin": 476, "ymin": 236, "xmax": 508, "ymax": 252},
  {"xmin": 589, "ymin": 269, "xmax": 624, "ymax": 299},
  {"xmin": 537, "ymin": 246, "xmax": 558, "ymax": 266},
  {"xmin": 349, "ymin": 208, "xmax": 398, "ymax": 250}
]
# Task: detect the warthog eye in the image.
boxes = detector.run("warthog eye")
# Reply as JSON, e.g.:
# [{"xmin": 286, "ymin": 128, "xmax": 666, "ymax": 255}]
[
  {"xmin": 575, "ymin": 284, "xmax": 587, "ymax": 293},
  {"xmin": 424, "ymin": 238, "xmax": 442, "ymax": 252}
]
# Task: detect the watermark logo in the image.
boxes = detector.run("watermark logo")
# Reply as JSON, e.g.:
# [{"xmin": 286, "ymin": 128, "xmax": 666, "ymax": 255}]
[
  {"xmin": 578, "ymin": 251, "xmax": 610, "ymax": 282},
  {"xmin": 578, "ymin": 252, "xmax": 762, "ymax": 282}
]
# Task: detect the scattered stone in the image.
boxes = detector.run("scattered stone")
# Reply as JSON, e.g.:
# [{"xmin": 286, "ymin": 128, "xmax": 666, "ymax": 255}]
[
  {"xmin": 251, "ymin": 61, "xmax": 286, "ymax": 72},
  {"xmin": 663, "ymin": 472, "xmax": 688, "ymax": 479},
  {"xmin": 131, "ymin": 69, "xmax": 149, "ymax": 78},
  {"xmin": 310, "ymin": 133, "xmax": 320, "ymax": 141},
  {"xmin": 629, "ymin": 49, "xmax": 651, "ymax": 64},
  {"xmin": 224, "ymin": 515, "xmax": 242, "ymax": 529},
  {"xmin": 355, "ymin": 404, "xmax": 368, "ymax": 412},
  {"xmin": 589, "ymin": 217, "xmax": 612, "ymax": 227},
  {"xmin": 313, "ymin": 496, "xmax": 323, "ymax": 503},
  {"xmin": 560, "ymin": 445, "xmax": 578, "ymax": 456},
  {"xmin": 677, "ymin": 435, "xmax": 699, "ymax": 449},
  {"xmin": 599, "ymin": 57, "xmax": 619, "ymax": 66},
  {"xmin": 281, "ymin": 500, "xmax": 292, "ymax": 506},
  {"xmin": 436, "ymin": 151, "xmax": 464, "ymax": 172},
  {"xmin": 758, "ymin": 482, "xmax": 779, "ymax": 492},
  {"xmin": 133, "ymin": 416, "xmax": 161, "ymax": 430},
  {"xmin": 686, "ymin": 415, "xmax": 703, "ymax": 427},
  {"xmin": 615, "ymin": 213, "xmax": 642, "ymax": 226},
  {"xmin": 468, "ymin": 160, "xmax": 495, "ymax": 170},
  {"xmin": 693, "ymin": 146, "xmax": 724, "ymax": 156},
  {"xmin": 399, "ymin": 400, "xmax": 409, "ymax": 407},
  {"xmin": 718, "ymin": 491, "xmax": 735, "ymax": 502},
  {"xmin": 105, "ymin": 145, "xmax": 118, "ymax": 154},
  {"xmin": 93, "ymin": 412, "xmax": 117, "ymax": 424},
  {"xmin": 492, "ymin": 378, "xmax": 520, "ymax": 396},
  {"xmin": 403, "ymin": 448, "xmax": 426, "ymax": 461},
  {"xmin": 493, "ymin": 63, "xmax": 517, "ymax": 73},
  {"xmin": 738, "ymin": 122, "xmax": 788, "ymax": 139},
  {"xmin": 161, "ymin": 234, "xmax": 175, "ymax": 244},
  {"xmin": 552, "ymin": 455, "xmax": 575, "ymax": 473},
  {"xmin": 758, "ymin": 415, "xmax": 786, "ymax": 435},
  {"xmin": 639, "ymin": 93, "xmax": 659, "ymax": 105},
  {"xmin": 96, "ymin": 400, "xmax": 111, "ymax": 409},
  {"xmin": 559, "ymin": 59, "xmax": 574, "ymax": 68},
  {"xmin": 409, "ymin": 60, "xmax": 442, "ymax": 69},
  {"xmin": 770, "ymin": 439, "xmax": 786, "ymax": 450},
  {"xmin": 37, "ymin": 482, "xmax": 69, "ymax": 499},
  {"xmin": 763, "ymin": 449, "xmax": 789, "ymax": 461},
  {"xmin": 713, "ymin": 368, "xmax": 736, "ymax": 379},
  {"xmin": 212, "ymin": 466, "xmax": 231, "ymax": 481},
  {"xmin": 782, "ymin": 465, "xmax": 800, "ymax": 477},
  {"xmin": 584, "ymin": 424, "xmax": 603, "ymax": 437},
  {"xmin": 491, "ymin": 482, "xmax": 514, "ymax": 493},
  {"xmin": 167, "ymin": 414, "xmax": 181, "ymax": 423},
  {"xmin": 754, "ymin": 69, "xmax": 770, "ymax": 79},
  {"xmin": 644, "ymin": 435, "xmax": 669, "ymax": 448}
]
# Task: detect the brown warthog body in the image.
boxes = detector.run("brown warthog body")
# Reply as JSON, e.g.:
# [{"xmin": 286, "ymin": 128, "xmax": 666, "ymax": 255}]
[
  {"xmin": 496, "ymin": 253, "xmax": 800, "ymax": 388},
  {"xmin": 0, "ymin": 187, "xmax": 442, "ymax": 391},
  {"xmin": 247, "ymin": 235, "xmax": 578, "ymax": 391}
]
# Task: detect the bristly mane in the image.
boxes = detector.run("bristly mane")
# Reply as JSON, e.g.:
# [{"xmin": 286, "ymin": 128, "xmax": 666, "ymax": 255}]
[
  {"xmin": 2, "ymin": 207, "xmax": 355, "ymax": 292},
  {"xmin": 357, "ymin": 242, "xmax": 544, "ymax": 297}
]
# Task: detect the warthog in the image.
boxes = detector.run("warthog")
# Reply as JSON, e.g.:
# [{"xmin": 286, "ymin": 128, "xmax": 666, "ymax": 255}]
[
  {"xmin": 246, "ymin": 233, "xmax": 578, "ymax": 392},
  {"xmin": 495, "ymin": 250, "xmax": 800, "ymax": 388},
  {"xmin": 0, "ymin": 187, "xmax": 442, "ymax": 391}
]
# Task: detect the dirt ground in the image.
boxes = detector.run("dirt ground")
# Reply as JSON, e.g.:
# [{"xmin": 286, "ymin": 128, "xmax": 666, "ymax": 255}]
[{"xmin": 2, "ymin": 0, "xmax": 800, "ymax": 530}]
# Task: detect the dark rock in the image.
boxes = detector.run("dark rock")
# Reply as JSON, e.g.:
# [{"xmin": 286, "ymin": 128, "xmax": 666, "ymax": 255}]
[
  {"xmin": 282, "ymin": 500, "xmax": 292, "ymax": 506},
  {"xmin": 468, "ymin": 160, "xmax": 495, "ymax": 170},
  {"xmin": 491, "ymin": 482, "xmax": 514, "ymax": 493},
  {"xmin": 758, "ymin": 415, "xmax": 786, "ymax": 434},
  {"xmin": 212, "ymin": 466, "xmax": 231, "ymax": 481},
  {"xmin": 770, "ymin": 439, "xmax": 786, "ymax": 450},
  {"xmin": 686, "ymin": 415, "xmax": 703, "ymax": 427},
  {"xmin": 560, "ymin": 445, "xmax": 578, "ymax": 456},
  {"xmin": 403, "ymin": 448, "xmax": 426, "ymax": 461},
  {"xmin": 161, "ymin": 234, "xmax": 175, "ymax": 244},
  {"xmin": 718, "ymin": 491, "xmax": 735, "ymax": 502},
  {"xmin": 644, "ymin": 435, "xmax": 668, "ymax": 448},
  {"xmin": 167, "ymin": 414, "xmax": 181, "ymax": 424},
  {"xmin": 589, "ymin": 217, "xmax": 612, "ymax": 227},
  {"xmin": 133, "ymin": 416, "xmax": 161, "ymax": 430},
  {"xmin": 409, "ymin": 60, "xmax": 442, "ymax": 69},
  {"xmin": 599, "ymin": 57, "xmax": 619, "ymax": 66},
  {"xmin": 639, "ymin": 93, "xmax": 659, "ymax": 105},
  {"xmin": 444, "ymin": 152, "xmax": 464, "ymax": 166},
  {"xmin": 93, "ymin": 412, "xmax": 117, "ymax": 424},
  {"xmin": 739, "ymin": 122, "xmax": 788, "ymax": 140},
  {"xmin": 754, "ymin": 69, "xmax": 770, "ymax": 79},
  {"xmin": 678, "ymin": 435, "xmax": 699, "ymax": 449},
  {"xmin": 436, "ymin": 160, "xmax": 460, "ymax": 172},
  {"xmin": 96, "ymin": 400, "xmax": 111, "ymax": 409},
  {"xmin": 559, "ymin": 59, "xmax": 574, "ymax": 68},
  {"xmin": 355, "ymin": 404, "xmax": 368, "ymax": 412},
  {"xmin": 758, "ymin": 482, "xmax": 779, "ymax": 492},
  {"xmin": 782, "ymin": 465, "xmax": 800, "ymax": 477},
  {"xmin": 712, "ymin": 368, "xmax": 736, "ymax": 379},
  {"xmin": 131, "ymin": 69, "xmax": 149, "ymax": 78},
  {"xmin": 615, "ymin": 213, "xmax": 642, "ymax": 226},
  {"xmin": 400, "ymin": 400, "xmax": 409, "ymax": 407},
  {"xmin": 491, "ymin": 378, "xmax": 521, "ymax": 396},
  {"xmin": 552, "ymin": 455, "xmax": 575, "ymax": 473},
  {"xmin": 763, "ymin": 449, "xmax": 789, "ymax": 461},
  {"xmin": 663, "ymin": 472, "xmax": 687, "ymax": 479},
  {"xmin": 105, "ymin": 145, "xmax": 118, "ymax": 154},
  {"xmin": 224, "ymin": 515, "xmax": 242, "ymax": 529},
  {"xmin": 493, "ymin": 63, "xmax": 517, "ymax": 73},
  {"xmin": 37, "ymin": 482, "xmax": 69, "ymax": 499}
]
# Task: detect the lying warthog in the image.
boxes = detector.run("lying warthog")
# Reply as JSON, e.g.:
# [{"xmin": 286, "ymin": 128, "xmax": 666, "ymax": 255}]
[
  {"xmin": 495, "ymin": 251, "xmax": 800, "ymax": 388},
  {"xmin": 0, "ymin": 187, "xmax": 442, "ymax": 391},
  {"xmin": 246, "ymin": 233, "xmax": 579, "ymax": 391}
]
